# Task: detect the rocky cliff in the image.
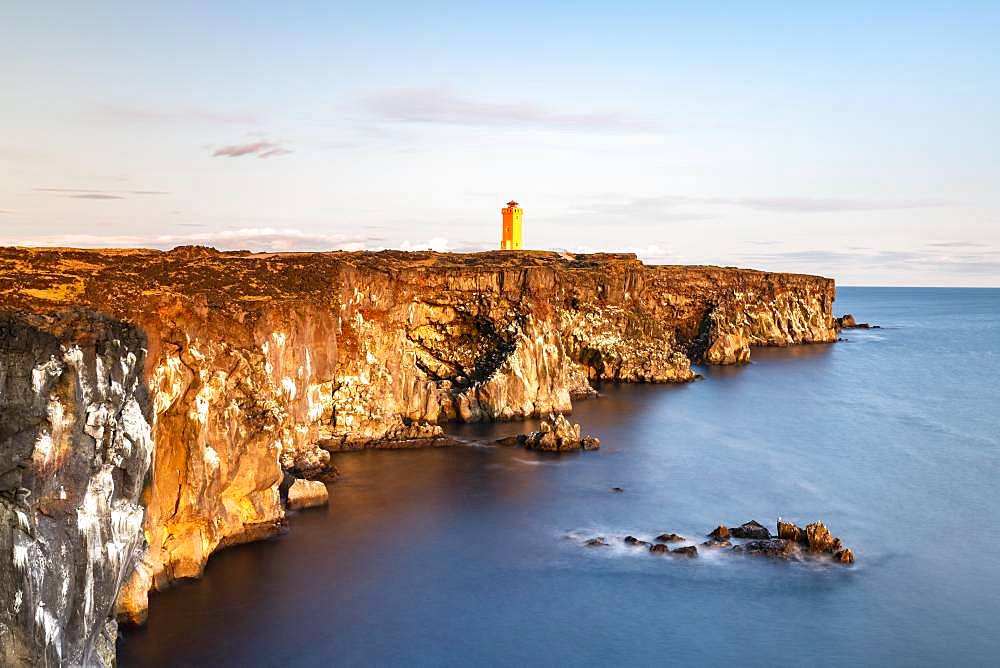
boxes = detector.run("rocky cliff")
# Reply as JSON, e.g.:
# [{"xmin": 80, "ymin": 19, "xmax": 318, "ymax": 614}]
[{"xmin": 0, "ymin": 247, "xmax": 836, "ymax": 665}]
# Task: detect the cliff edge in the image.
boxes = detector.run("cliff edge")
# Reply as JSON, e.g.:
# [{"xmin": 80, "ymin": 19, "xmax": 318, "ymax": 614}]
[{"xmin": 0, "ymin": 247, "xmax": 836, "ymax": 665}]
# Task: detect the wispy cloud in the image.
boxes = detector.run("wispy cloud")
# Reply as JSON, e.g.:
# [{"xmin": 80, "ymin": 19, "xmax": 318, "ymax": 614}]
[
  {"xmin": 33, "ymin": 187, "xmax": 168, "ymax": 200},
  {"xmin": 573, "ymin": 193, "xmax": 949, "ymax": 218},
  {"xmin": 925, "ymin": 241, "xmax": 988, "ymax": 248},
  {"xmin": 9, "ymin": 227, "xmax": 380, "ymax": 252},
  {"xmin": 102, "ymin": 105, "xmax": 257, "ymax": 125},
  {"xmin": 366, "ymin": 87, "xmax": 651, "ymax": 132},
  {"xmin": 735, "ymin": 247, "xmax": 1000, "ymax": 277},
  {"xmin": 725, "ymin": 196, "xmax": 948, "ymax": 213},
  {"xmin": 211, "ymin": 140, "xmax": 292, "ymax": 158},
  {"xmin": 68, "ymin": 193, "xmax": 125, "ymax": 200}
]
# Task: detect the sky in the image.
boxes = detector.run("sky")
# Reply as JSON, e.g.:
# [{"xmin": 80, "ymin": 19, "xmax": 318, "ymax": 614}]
[{"xmin": 2, "ymin": 2, "xmax": 998, "ymax": 286}]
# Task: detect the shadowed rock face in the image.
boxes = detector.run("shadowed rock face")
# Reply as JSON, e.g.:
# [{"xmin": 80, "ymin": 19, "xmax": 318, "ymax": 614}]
[
  {"xmin": 0, "ymin": 312, "xmax": 152, "ymax": 667},
  {"xmin": 0, "ymin": 247, "xmax": 837, "ymax": 665}
]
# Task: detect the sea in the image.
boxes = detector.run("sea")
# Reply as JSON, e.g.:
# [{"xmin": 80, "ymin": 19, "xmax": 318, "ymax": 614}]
[{"xmin": 117, "ymin": 287, "xmax": 1000, "ymax": 667}]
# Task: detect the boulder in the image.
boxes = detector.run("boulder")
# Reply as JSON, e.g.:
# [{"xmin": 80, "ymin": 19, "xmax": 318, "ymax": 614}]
[
  {"xmin": 701, "ymin": 539, "xmax": 732, "ymax": 549},
  {"xmin": 516, "ymin": 413, "xmax": 601, "ymax": 451},
  {"xmin": 833, "ymin": 548, "xmax": 855, "ymax": 565},
  {"xmin": 649, "ymin": 543, "xmax": 671, "ymax": 554},
  {"xmin": 280, "ymin": 444, "xmax": 331, "ymax": 479},
  {"xmin": 707, "ymin": 525, "xmax": 730, "ymax": 541},
  {"xmin": 837, "ymin": 313, "xmax": 858, "ymax": 328},
  {"xmin": 585, "ymin": 537, "xmax": 609, "ymax": 547},
  {"xmin": 731, "ymin": 520, "xmax": 771, "ymax": 539},
  {"xmin": 624, "ymin": 535, "xmax": 650, "ymax": 547},
  {"xmin": 671, "ymin": 545, "xmax": 699, "ymax": 558},
  {"xmin": 836, "ymin": 314, "xmax": 878, "ymax": 329},
  {"xmin": 655, "ymin": 533, "xmax": 685, "ymax": 543},
  {"xmin": 776, "ymin": 520, "xmax": 806, "ymax": 544},
  {"xmin": 286, "ymin": 478, "xmax": 329, "ymax": 510},
  {"xmin": 731, "ymin": 538, "xmax": 801, "ymax": 560},
  {"xmin": 805, "ymin": 522, "xmax": 838, "ymax": 553}
]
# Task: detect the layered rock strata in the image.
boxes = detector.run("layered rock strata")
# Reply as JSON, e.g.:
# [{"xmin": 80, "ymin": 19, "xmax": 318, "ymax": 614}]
[{"xmin": 0, "ymin": 247, "xmax": 837, "ymax": 665}]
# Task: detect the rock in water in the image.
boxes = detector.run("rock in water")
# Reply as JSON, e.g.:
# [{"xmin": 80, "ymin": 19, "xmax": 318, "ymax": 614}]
[
  {"xmin": 707, "ymin": 525, "xmax": 730, "ymax": 541},
  {"xmin": 517, "ymin": 413, "xmax": 600, "ymax": 451},
  {"xmin": 776, "ymin": 520, "xmax": 806, "ymax": 544},
  {"xmin": 286, "ymin": 479, "xmax": 329, "ymax": 510},
  {"xmin": 624, "ymin": 535, "xmax": 651, "ymax": 547},
  {"xmin": 671, "ymin": 545, "xmax": 699, "ymax": 558},
  {"xmin": 585, "ymin": 537, "xmax": 609, "ymax": 547},
  {"xmin": 805, "ymin": 522, "xmax": 839, "ymax": 553},
  {"xmin": 655, "ymin": 533, "xmax": 685, "ymax": 543},
  {"xmin": 732, "ymin": 538, "xmax": 801, "ymax": 560},
  {"xmin": 837, "ymin": 313, "xmax": 858, "ymax": 328},
  {"xmin": 731, "ymin": 520, "xmax": 771, "ymax": 539},
  {"xmin": 777, "ymin": 519, "xmax": 855, "ymax": 565},
  {"xmin": 649, "ymin": 543, "xmax": 671, "ymax": 554},
  {"xmin": 701, "ymin": 539, "xmax": 732, "ymax": 549},
  {"xmin": 833, "ymin": 548, "xmax": 855, "ymax": 565},
  {"xmin": 836, "ymin": 313, "xmax": 878, "ymax": 329}
]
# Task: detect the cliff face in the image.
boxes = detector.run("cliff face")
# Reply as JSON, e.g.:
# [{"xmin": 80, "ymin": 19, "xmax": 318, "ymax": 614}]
[
  {"xmin": 0, "ymin": 247, "xmax": 836, "ymax": 665},
  {"xmin": 0, "ymin": 312, "xmax": 151, "ymax": 666}
]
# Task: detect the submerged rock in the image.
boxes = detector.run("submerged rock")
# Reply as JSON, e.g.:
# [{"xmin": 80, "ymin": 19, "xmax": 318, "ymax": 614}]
[
  {"xmin": 585, "ymin": 537, "xmax": 609, "ymax": 547},
  {"xmin": 655, "ymin": 533, "xmax": 685, "ymax": 543},
  {"xmin": 610, "ymin": 487, "xmax": 625, "ymax": 493},
  {"xmin": 701, "ymin": 539, "xmax": 732, "ymax": 549},
  {"xmin": 731, "ymin": 520, "xmax": 771, "ymax": 539},
  {"xmin": 671, "ymin": 545, "xmax": 699, "ymax": 558},
  {"xmin": 286, "ymin": 479, "xmax": 329, "ymax": 510}
]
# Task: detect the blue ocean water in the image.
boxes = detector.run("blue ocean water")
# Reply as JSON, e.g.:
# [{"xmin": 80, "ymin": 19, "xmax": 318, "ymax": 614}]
[{"xmin": 117, "ymin": 288, "xmax": 1000, "ymax": 667}]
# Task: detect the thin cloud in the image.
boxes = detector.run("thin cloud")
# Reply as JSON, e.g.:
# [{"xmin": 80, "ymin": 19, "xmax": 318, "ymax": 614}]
[
  {"xmin": 728, "ymin": 196, "xmax": 948, "ymax": 213},
  {"xmin": 736, "ymin": 247, "xmax": 1000, "ymax": 277},
  {"xmin": 571, "ymin": 193, "xmax": 950, "ymax": 219},
  {"xmin": 33, "ymin": 187, "xmax": 168, "ymax": 199},
  {"xmin": 366, "ymin": 87, "xmax": 651, "ymax": 132},
  {"xmin": 212, "ymin": 141, "xmax": 292, "ymax": 159},
  {"xmin": 10, "ymin": 228, "xmax": 383, "ymax": 252},
  {"xmin": 925, "ymin": 241, "xmax": 988, "ymax": 248},
  {"xmin": 102, "ymin": 105, "xmax": 257, "ymax": 125}
]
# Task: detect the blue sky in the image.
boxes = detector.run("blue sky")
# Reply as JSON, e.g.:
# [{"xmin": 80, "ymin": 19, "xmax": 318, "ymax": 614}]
[{"xmin": 2, "ymin": 2, "xmax": 998, "ymax": 285}]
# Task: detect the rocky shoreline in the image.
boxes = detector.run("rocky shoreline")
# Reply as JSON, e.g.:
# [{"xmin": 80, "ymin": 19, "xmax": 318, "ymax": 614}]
[{"xmin": 1, "ymin": 247, "xmax": 839, "ymax": 666}]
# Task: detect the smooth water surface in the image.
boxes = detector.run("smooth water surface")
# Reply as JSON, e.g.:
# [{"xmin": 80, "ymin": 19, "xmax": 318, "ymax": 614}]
[{"xmin": 118, "ymin": 288, "xmax": 1000, "ymax": 667}]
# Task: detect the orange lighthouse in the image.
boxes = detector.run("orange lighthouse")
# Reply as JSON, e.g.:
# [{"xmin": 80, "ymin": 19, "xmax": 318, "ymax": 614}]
[{"xmin": 500, "ymin": 200, "xmax": 523, "ymax": 250}]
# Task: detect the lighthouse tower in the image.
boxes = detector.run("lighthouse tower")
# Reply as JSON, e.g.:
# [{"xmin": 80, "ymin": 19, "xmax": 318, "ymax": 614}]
[{"xmin": 500, "ymin": 200, "xmax": 523, "ymax": 250}]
